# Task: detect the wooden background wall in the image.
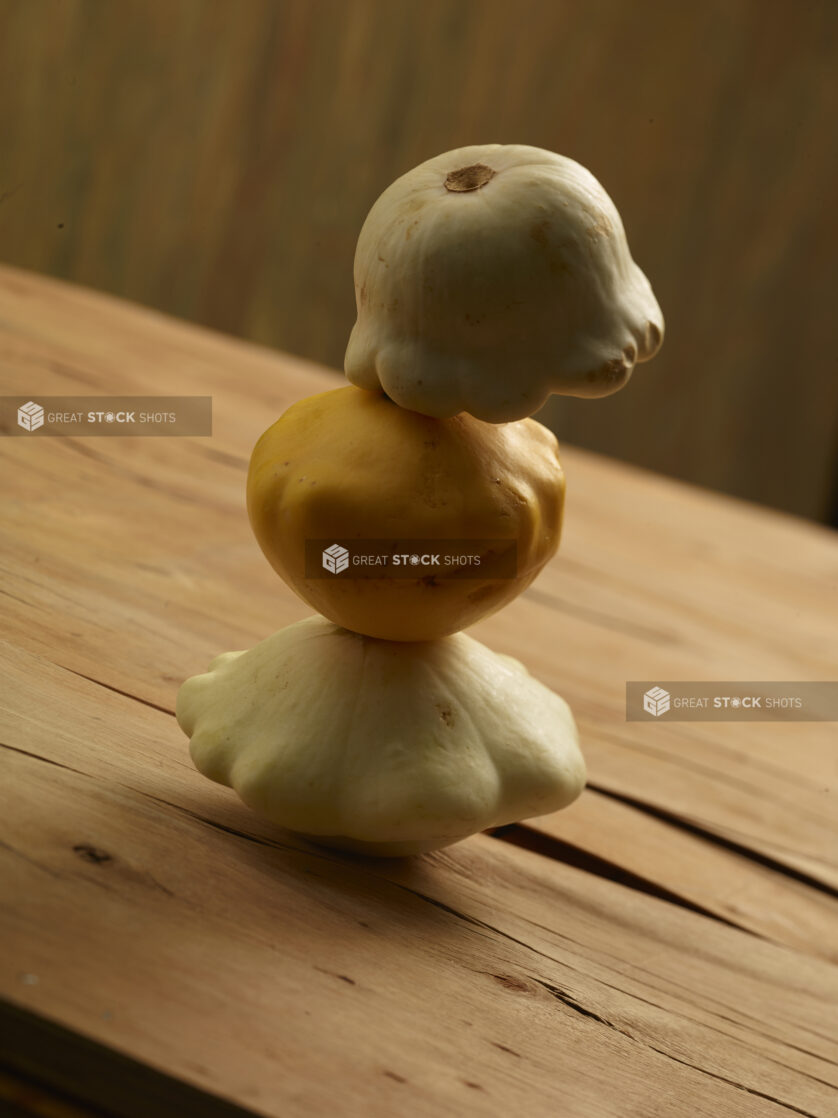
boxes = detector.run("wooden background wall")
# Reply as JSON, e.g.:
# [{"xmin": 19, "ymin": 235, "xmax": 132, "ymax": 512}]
[{"xmin": 1, "ymin": 0, "xmax": 836, "ymax": 522}]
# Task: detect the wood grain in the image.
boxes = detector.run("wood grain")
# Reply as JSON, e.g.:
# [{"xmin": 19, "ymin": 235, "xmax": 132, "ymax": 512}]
[
  {"xmin": 522, "ymin": 790, "xmax": 838, "ymax": 960},
  {"xmin": 0, "ymin": 265, "xmax": 837, "ymax": 1115},
  {"xmin": 0, "ymin": 0, "xmax": 836, "ymax": 520},
  {"xmin": 2, "ymin": 646, "xmax": 837, "ymax": 1118},
  {"xmin": 1, "ymin": 266, "xmax": 835, "ymax": 893}
]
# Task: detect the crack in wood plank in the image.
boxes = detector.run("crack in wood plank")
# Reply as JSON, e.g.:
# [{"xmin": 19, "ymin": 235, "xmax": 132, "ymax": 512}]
[
  {"xmin": 491, "ymin": 822, "xmax": 754, "ymax": 933},
  {"xmin": 641, "ymin": 1044, "xmax": 822, "ymax": 1118},
  {"xmin": 0, "ymin": 740, "xmax": 87, "ymax": 777},
  {"xmin": 486, "ymin": 905, "xmax": 838, "ymax": 1067},
  {"xmin": 533, "ymin": 976, "xmax": 838, "ymax": 1094},
  {"xmin": 589, "ymin": 784, "xmax": 838, "ymax": 901},
  {"xmin": 556, "ymin": 955, "xmax": 838, "ymax": 1076},
  {"xmin": 56, "ymin": 665, "xmax": 176, "ymax": 718}
]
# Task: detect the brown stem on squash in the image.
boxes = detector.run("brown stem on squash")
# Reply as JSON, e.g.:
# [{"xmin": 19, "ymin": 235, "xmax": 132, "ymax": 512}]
[{"xmin": 444, "ymin": 164, "xmax": 496, "ymax": 193}]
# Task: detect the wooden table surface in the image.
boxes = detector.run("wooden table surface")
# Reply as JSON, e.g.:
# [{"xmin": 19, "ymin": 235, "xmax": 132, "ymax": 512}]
[{"xmin": 0, "ymin": 265, "xmax": 836, "ymax": 1118}]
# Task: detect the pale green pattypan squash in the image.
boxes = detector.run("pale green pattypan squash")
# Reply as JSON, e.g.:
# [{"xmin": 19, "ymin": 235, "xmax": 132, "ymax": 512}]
[
  {"xmin": 176, "ymin": 615, "xmax": 585, "ymax": 856},
  {"xmin": 345, "ymin": 143, "xmax": 664, "ymax": 421}
]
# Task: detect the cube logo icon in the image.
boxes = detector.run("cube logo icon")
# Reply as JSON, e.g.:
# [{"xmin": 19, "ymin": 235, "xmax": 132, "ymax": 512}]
[
  {"xmin": 643, "ymin": 686, "xmax": 670, "ymax": 717},
  {"xmin": 322, "ymin": 543, "xmax": 349, "ymax": 574},
  {"xmin": 18, "ymin": 401, "xmax": 44, "ymax": 432}
]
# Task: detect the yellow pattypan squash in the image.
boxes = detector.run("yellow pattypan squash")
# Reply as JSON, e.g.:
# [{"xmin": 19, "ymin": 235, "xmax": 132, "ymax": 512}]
[{"xmin": 247, "ymin": 385, "xmax": 565, "ymax": 641}]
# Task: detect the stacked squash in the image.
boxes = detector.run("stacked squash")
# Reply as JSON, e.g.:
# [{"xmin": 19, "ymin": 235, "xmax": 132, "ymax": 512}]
[{"xmin": 177, "ymin": 144, "xmax": 663, "ymax": 855}]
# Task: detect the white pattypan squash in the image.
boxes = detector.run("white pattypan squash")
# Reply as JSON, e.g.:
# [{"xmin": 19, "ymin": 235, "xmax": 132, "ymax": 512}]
[
  {"xmin": 177, "ymin": 615, "xmax": 585, "ymax": 856},
  {"xmin": 345, "ymin": 143, "xmax": 663, "ymax": 422}
]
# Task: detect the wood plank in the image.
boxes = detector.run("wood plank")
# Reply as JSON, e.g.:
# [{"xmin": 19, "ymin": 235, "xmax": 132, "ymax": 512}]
[
  {"xmin": 0, "ymin": 265, "xmax": 835, "ymax": 897},
  {"xmin": 2, "ymin": 642, "xmax": 837, "ymax": 1117},
  {"xmin": 2, "ymin": 265, "xmax": 838, "ymax": 1112},
  {"xmin": 491, "ymin": 589, "xmax": 838, "ymax": 892},
  {"xmin": 525, "ymin": 791, "xmax": 838, "ymax": 960}
]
